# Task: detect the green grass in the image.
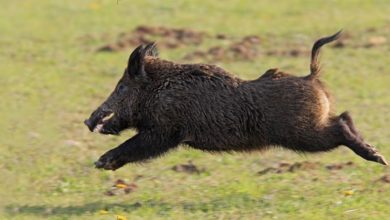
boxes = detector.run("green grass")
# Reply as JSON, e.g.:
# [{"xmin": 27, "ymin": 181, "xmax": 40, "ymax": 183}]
[{"xmin": 1, "ymin": 0, "xmax": 390, "ymax": 219}]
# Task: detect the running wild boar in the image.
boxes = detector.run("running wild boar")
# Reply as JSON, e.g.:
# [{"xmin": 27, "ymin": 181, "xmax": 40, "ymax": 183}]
[{"xmin": 84, "ymin": 31, "xmax": 387, "ymax": 170}]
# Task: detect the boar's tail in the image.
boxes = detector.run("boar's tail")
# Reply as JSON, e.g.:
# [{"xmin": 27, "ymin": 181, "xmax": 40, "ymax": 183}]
[{"xmin": 306, "ymin": 30, "xmax": 342, "ymax": 80}]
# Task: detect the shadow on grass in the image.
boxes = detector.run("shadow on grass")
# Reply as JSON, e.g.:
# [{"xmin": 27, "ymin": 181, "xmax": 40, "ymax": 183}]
[
  {"xmin": 5, "ymin": 202, "xmax": 142, "ymax": 217},
  {"xmin": 5, "ymin": 193, "xmax": 270, "ymax": 217}
]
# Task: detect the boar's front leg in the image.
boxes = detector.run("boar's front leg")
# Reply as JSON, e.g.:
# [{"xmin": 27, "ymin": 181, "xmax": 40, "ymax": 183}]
[{"xmin": 95, "ymin": 130, "xmax": 183, "ymax": 170}]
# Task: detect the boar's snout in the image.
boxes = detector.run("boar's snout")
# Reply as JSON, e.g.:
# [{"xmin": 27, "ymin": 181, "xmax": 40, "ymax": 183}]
[
  {"xmin": 84, "ymin": 107, "xmax": 114, "ymax": 133},
  {"xmin": 84, "ymin": 118, "xmax": 95, "ymax": 132}
]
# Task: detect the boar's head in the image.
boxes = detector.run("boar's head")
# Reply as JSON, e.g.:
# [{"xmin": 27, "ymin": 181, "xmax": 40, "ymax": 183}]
[{"xmin": 84, "ymin": 43, "xmax": 157, "ymax": 135}]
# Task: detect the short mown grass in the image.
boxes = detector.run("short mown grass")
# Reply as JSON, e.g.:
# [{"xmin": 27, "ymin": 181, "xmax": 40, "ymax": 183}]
[{"xmin": 1, "ymin": 1, "xmax": 389, "ymax": 219}]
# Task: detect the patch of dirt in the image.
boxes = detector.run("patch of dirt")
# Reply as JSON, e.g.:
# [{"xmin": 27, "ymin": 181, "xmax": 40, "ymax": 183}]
[
  {"xmin": 172, "ymin": 160, "xmax": 205, "ymax": 174},
  {"xmin": 98, "ymin": 25, "xmax": 206, "ymax": 52},
  {"xmin": 366, "ymin": 27, "xmax": 377, "ymax": 33},
  {"xmin": 376, "ymin": 174, "xmax": 390, "ymax": 184},
  {"xmin": 265, "ymin": 46, "xmax": 310, "ymax": 57},
  {"xmin": 96, "ymin": 25, "xmax": 320, "ymax": 61},
  {"xmin": 104, "ymin": 179, "xmax": 138, "ymax": 196},
  {"xmin": 183, "ymin": 35, "xmax": 262, "ymax": 61},
  {"xmin": 332, "ymin": 32, "xmax": 353, "ymax": 48},
  {"xmin": 365, "ymin": 36, "xmax": 387, "ymax": 47},
  {"xmin": 258, "ymin": 161, "xmax": 357, "ymax": 175},
  {"xmin": 184, "ymin": 35, "xmax": 312, "ymax": 61},
  {"xmin": 257, "ymin": 161, "xmax": 321, "ymax": 175},
  {"xmin": 64, "ymin": 139, "xmax": 81, "ymax": 147},
  {"xmin": 96, "ymin": 25, "xmax": 386, "ymax": 62},
  {"xmin": 332, "ymin": 31, "xmax": 388, "ymax": 49},
  {"xmin": 325, "ymin": 161, "xmax": 354, "ymax": 170}
]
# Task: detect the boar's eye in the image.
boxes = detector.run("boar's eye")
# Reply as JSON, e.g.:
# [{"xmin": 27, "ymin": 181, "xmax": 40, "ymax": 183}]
[{"xmin": 116, "ymin": 83, "xmax": 128, "ymax": 95}]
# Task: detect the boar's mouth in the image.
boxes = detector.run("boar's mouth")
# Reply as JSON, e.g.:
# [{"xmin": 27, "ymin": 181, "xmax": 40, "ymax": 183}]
[
  {"xmin": 93, "ymin": 112, "xmax": 115, "ymax": 133},
  {"xmin": 84, "ymin": 111, "xmax": 118, "ymax": 135}
]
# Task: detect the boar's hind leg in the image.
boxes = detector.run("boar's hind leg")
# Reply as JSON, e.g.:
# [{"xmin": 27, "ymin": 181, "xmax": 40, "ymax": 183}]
[
  {"xmin": 338, "ymin": 111, "xmax": 388, "ymax": 165},
  {"xmin": 95, "ymin": 130, "xmax": 183, "ymax": 170},
  {"xmin": 339, "ymin": 112, "xmax": 363, "ymax": 141}
]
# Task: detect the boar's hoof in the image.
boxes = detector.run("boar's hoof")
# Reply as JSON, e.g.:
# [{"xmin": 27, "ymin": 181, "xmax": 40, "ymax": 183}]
[
  {"xmin": 95, "ymin": 149, "xmax": 128, "ymax": 170},
  {"xmin": 373, "ymin": 153, "xmax": 388, "ymax": 166},
  {"xmin": 362, "ymin": 144, "xmax": 388, "ymax": 166}
]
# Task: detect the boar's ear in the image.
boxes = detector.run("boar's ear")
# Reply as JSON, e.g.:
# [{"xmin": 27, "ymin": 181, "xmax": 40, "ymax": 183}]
[
  {"xmin": 145, "ymin": 42, "xmax": 159, "ymax": 57},
  {"xmin": 127, "ymin": 42, "xmax": 158, "ymax": 79}
]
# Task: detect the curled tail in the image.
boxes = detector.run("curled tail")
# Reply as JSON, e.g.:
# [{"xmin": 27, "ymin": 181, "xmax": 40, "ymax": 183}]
[{"xmin": 306, "ymin": 30, "xmax": 342, "ymax": 80}]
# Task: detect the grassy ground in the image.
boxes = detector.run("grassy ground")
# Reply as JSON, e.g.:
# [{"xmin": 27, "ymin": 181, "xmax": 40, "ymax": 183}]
[{"xmin": 1, "ymin": 0, "xmax": 389, "ymax": 219}]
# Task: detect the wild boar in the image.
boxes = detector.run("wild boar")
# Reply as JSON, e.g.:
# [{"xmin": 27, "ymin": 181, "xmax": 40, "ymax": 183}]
[{"xmin": 85, "ymin": 31, "xmax": 387, "ymax": 170}]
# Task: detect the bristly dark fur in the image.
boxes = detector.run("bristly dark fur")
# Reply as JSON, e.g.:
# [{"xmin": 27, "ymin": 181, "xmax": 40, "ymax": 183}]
[{"xmin": 84, "ymin": 31, "xmax": 387, "ymax": 171}]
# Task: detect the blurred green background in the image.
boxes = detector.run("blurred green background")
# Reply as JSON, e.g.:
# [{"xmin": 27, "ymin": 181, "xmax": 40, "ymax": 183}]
[{"xmin": 0, "ymin": 0, "xmax": 389, "ymax": 219}]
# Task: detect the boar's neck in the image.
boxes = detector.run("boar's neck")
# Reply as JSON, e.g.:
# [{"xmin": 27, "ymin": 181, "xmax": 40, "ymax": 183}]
[{"xmin": 144, "ymin": 57, "xmax": 243, "ymax": 85}]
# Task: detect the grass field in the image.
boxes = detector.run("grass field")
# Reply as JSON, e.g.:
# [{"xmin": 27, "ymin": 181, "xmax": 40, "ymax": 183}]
[{"xmin": 1, "ymin": 0, "xmax": 390, "ymax": 219}]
